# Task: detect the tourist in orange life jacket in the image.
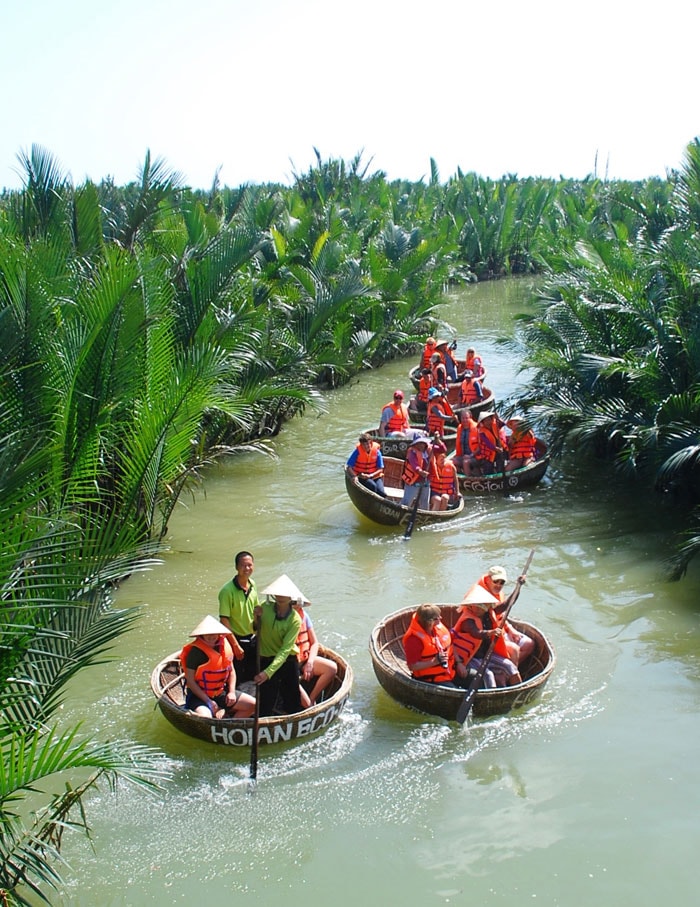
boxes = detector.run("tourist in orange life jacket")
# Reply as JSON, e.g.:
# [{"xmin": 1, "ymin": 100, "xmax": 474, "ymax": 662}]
[
  {"xmin": 430, "ymin": 353, "xmax": 448, "ymax": 391},
  {"xmin": 420, "ymin": 336, "xmax": 437, "ymax": 370},
  {"xmin": 466, "ymin": 565, "xmax": 533, "ymax": 678},
  {"xmin": 415, "ymin": 368, "xmax": 433, "ymax": 413},
  {"xmin": 378, "ymin": 389, "xmax": 411, "ymax": 437},
  {"xmin": 292, "ymin": 593, "xmax": 337, "ymax": 707},
  {"xmin": 345, "ymin": 433, "xmax": 388, "ymax": 497},
  {"xmin": 401, "ymin": 436, "xmax": 431, "ymax": 508},
  {"xmin": 451, "ymin": 580, "xmax": 520, "ymax": 688},
  {"xmin": 459, "ymin": 372, "xmax": 484, "ymax": 406},
  {"xmin": 429, "ymin": 448, "xmax": 460, "ymax": 511},
  {"xmin": 181, "ymin": 615, "xmax": 256, "ymax": 718},
  {"xmin": 403, "ymin": 604, "xmax": 469, "ymax": 687},
  {"xmin": 426, "ymin": 387, "xmax": 453, "ymax": 436},
  {"xmin": 450, "ymin": 591, "xmax": 499, "ymax": 688},
  {"xmin": 464, "ymin": 347, "xmax": 485, "ymax": 378},
  {"xmin": 505, "ymin": 416, "xmax": 538, "ymax": 471},
  {"xmin": 474, "ymin": 411, "xmax": 506, "ymax": 475},
  {"xmin": 453, "ymin": 408, "xmax": 479, "ymax": 475}
]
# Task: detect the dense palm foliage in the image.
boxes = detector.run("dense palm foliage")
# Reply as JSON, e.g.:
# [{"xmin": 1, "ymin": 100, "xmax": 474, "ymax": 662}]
[{"xmin": 514, "ymin": 141, "xmax": 700, "ymax": 577}]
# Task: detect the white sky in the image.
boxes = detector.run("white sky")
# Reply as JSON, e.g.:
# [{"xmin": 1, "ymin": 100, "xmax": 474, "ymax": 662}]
[{"xmin": 2, "ymin": 0, "xmax": 697, "ymax": 190}]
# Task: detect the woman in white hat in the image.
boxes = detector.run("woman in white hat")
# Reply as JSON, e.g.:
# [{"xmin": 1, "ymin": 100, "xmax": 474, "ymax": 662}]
[
  {"xmin": 254, "ymin": 575, "xmax": 305, "ymax": 716},
  {"xmin": 462, "ymin": 566, "xmax": 533, "ymax": 680},
  {"xmin": 474, "ymin": 411, "xmax": 506, "ymax": 475},
  {"xmin": 180, "ymin": 615, "xmax": 256, "ymax": 718}
]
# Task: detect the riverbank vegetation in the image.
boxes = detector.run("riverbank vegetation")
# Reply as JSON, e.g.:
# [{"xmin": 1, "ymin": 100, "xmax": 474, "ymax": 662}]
[{"xmin": 1, "ymin": 139, "xmax": 699, "ymax": 901}]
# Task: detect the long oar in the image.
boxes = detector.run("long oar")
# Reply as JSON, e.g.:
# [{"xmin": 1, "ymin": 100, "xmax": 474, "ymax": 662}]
[
  {"xmin": 249, "ymin": 629, "xmax": 261, "ymax": 786},
  {"xmin": 403, "ymin": 479, "xmax": 428, "ymax": 539},
  {"xmin": 456, "ymin": 549, "xmax": 535, "ymax": 724}
]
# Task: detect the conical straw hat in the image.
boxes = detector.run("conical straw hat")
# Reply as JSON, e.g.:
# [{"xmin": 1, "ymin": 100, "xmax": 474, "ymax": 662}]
[
  {"xmin": 189, "ymin": 615, "xmax": 230, "ymax": 636},
  {"xmin": 460, "ymin": 584, "xmax": 500, "ymax": 610},
  {"xmin": 260, "ymin": 573, "xmax": 309, "ymax": 603}
]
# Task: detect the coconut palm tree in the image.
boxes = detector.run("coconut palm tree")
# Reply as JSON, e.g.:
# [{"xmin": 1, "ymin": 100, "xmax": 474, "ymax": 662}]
[{"xmin": 515, "ymin": 138, "xmax": 700, "ymax": 577}]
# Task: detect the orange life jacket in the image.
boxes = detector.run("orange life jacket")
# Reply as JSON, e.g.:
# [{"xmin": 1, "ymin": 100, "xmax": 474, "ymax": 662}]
[
  {"xmin": 402, "ymin": 448, "xmax": 427, "ymax": 486},
  {"xmin": 508, "ymin": 428, "xmax": 537, "ymax": 460},
  {"xmin": 421, "ymin": 343, "xmax": 436, "ymax": 369},
  {"xmin": 427, "ymin": 399, "xmax": 450, "ymax": 435},
  {"xmin": 180, "ymin": 637, "xmax": 233, "ymax": 697},
  {"xmin": 467, "ymin": 577, "xmax": 510, "ymax": 658},
  {"xmin": 465, "ymin": 352, "xmax": 484, "ymax": 377},
  {"xmin": 431, "ymin": 361, "xmax": 447, "ymax": 389},
  {"xmin": 402, "ymin": 613, "xmax": 454, "ymax": 683},
  {"xmin": 452, "ymin": 600, "xmax": 510, "ymax": 662},
  {"xmin": 476, "ymin": 422, "xmax": 501, "ymax": 462},
  {"xmin": 455, "ymin": 419, "xmax": 478, "ymax": 457},
  {"xmin": 418, "ymin": 373, "xmax": 432, "ymax": 402},
  {"xmin": 430, "ymin": 458, "xmax": 457, "ymax": 496},
  {"xmin": 460, "ymin": 378, "xmax": 482, "ymax": 405},
  {"xmin": 451, "ymin": 606, "xmax": 485, "ymax": 664},
  {"xmin": 295, "ymin": 608, "xmax": 311, "ymax": 663},
  {"xmin": 382, "ymin": 400, "xmax": 410, "ymax": 433},
  {"xmin": 352, "ymin": 441, "xmax": 383, "ymax": 476}
]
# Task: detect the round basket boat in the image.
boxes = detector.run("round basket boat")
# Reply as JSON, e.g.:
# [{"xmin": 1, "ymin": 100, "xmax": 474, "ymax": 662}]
[
  {"xmin": 151, "ymin": 646, "xmax": 353, "ymax": 746},
  {"xmin": 409, "ymin": 386, "xmax": 495, "ymax": 425},
  {"xmin": 369, "ymin": 604, "xmax": 555, "ymax": 720},
  {"xmin": 361, "ymin": 427, "xmax": 457, "ymax": 459},
  {"xmin": 453, "ymin": 440, "xmax": 551, "ymax": 494},
  {"xmin": 344, "ymin": 456, "xmax": 465, "ymax": 528},
  {"xmin": 409, "ymin": 362, "xmax": 488, "ymax": 390}
]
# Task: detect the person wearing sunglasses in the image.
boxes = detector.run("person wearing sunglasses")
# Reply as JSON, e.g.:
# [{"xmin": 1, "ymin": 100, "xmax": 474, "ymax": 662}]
[{"xmin": 459, "ymin": 565, "xmax": 532, "ymax": 684}]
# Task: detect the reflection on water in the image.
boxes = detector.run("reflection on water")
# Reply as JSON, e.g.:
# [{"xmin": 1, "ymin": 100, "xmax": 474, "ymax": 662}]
[{"xmin": 56, "ymin": 279, "xmax": 700, "ymax": 907}]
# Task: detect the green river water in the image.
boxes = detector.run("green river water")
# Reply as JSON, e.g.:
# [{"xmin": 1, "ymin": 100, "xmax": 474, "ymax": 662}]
[{"xmin": 55, "ymin": 279, "xmax": 699, "ymax": 906}]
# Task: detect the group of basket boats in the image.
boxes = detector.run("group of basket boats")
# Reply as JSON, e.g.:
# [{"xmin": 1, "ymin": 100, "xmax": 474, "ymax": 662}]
[
  {"xmin": 151, "ymin": 611, "xmax": 556, "ymax": 745},
  {"xmin": 346, "ymin": 354, "xmax": 551, "ymax": 529},
  {"xmin": 150, "ymin": 347, "xmax": 556, "ymax": 747}
]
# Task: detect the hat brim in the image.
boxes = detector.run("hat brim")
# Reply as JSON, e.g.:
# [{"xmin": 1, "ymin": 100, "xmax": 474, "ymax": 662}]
[
  {"xmin": 190, "ymin": 615, "xmax": 230, "ymax": 637},
  {"xmin": 260, "ymin": 573, "xmax": 309, "ymax": 603}
]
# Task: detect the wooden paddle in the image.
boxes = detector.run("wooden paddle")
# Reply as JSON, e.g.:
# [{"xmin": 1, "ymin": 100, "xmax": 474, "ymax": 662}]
[
  {"xmin": 456, "ymin": 549, "xmax": 535, "ymax": 724},
  {"xmin": 249, "ymin": 625, "xmax": 261, "ymax": 786},
  {"xmin": 403, "ymin": 478, "xmax": 427, "ymax": 539}
]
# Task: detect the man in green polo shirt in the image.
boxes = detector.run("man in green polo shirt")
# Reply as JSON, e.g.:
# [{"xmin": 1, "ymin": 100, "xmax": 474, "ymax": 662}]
[{"xmin": 218, "ymin": 550, "xmax": 259, "ymax": 683}]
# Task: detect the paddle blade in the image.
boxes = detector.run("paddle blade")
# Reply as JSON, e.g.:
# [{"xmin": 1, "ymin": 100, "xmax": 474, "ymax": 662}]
[{"xmin": 456, "ymin": 686, "xmax": 478, "ymax": 724}]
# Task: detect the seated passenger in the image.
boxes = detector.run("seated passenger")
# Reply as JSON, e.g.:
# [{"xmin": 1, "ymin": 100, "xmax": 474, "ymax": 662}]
[
  {"xmin": 181, "ymin": 615, "xmax": 256, "ymax": 718},
  {"xmin": 429, "ymin": 448, "xmax": 460, "ymax": 511},
  {"xmin": 453, "ymin": 409, "xmax": 479, "ymax": 476},
  {"xmin": 505, "ymin": 416, "xmax": 538, "ymax": 471},
  {"xmin": 345, "ymin": 433, "xmax": 387, "ymax": 497},
  {"xmin": 426, "ymin": 387, "xmax": 454, "ymax": 437},
  {"xmin": 415, "ymin": 368, "xmax": 433, "ymax": 413},
  {"xmin": 293, "ymin": 595, "xmax": 338, "ymax": 707},
  {"xmin": 472, "ymin": 411, "xmax": 506, "ymax": 475},
  {"xmin": 455, "ymin": 566, "xmax": 533, "ymax": 684},
  {"xmin": 474, "ymin": 565, "xmax": 534, "ymax": 666},
  {"xmin": 430, "ymin": 353, "xmax": 448, "ymax": 391},
  {"xmin": 378, "ymin": 389, "xmax": 411, "ymax": 437},
  {"xmin": 403, "ymin": 604, "xmax": 468, "ymax": 687},
  {"xmin": 464, "ymin": 347, "xmax": 485, "ymax": 378},
  {"xmin": 459, "ymin": 372, "xmax": 484, "ymax": 406},
  {"xmin": 420, "ymin": 336, "xmax": 437, "ymax": 370}
]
